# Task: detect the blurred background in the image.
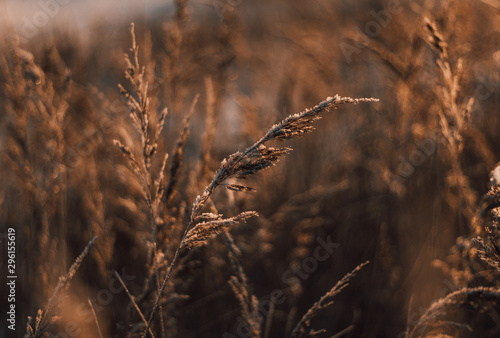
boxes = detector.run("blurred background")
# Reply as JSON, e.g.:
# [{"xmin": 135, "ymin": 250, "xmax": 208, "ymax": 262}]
[{"xmin": 1, "ymin": 0, "xmax": 500, "ymax": 337}]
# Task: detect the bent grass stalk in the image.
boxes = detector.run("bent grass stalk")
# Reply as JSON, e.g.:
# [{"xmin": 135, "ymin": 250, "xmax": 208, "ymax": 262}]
[
  {"xmin": 25, "ymin": 237, "xmax": 97, "ymax": 337},
  {"xmin": 142, "ymin": 95, "xmax": 379, "ymax": 336}
]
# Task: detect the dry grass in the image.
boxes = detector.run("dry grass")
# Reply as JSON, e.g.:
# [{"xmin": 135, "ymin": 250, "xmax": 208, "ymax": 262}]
[{"xmin": 2, "ymin": 0, "xmax": 500, "ymax": 337}]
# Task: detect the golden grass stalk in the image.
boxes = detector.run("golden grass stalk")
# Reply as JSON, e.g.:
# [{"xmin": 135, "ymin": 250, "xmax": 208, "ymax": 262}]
[
  {"xmin": 143, "ymin": 95, "xmax": 378, "ymax": 337},
  {"xmin": 225, "ymin": 231, "xmax": 261, "ymax": 338},
  {"xmin": 409, "ymin": 286, "xmax": 500, "ymax": 337},
  {"xmin": 25, "ymin": 237, "xmax": 97, "ymax": 338},
  {"xmin": 88, "ymin": 299, "xmax": 104, "ymax": 338},
  {"xmin": 290, "ymin": 261, "xmax": 370, "ymax": 338},
  {"xmin": 423, "ymin": 17, "xmax": 494, "ymax": 230},
  {"xmin": 163, "ymin": 94, "xmax": 199, "ymax": 204},
  {"xmin": 114, "ymin": 270, "xmax": 156, "ymax": 338}
]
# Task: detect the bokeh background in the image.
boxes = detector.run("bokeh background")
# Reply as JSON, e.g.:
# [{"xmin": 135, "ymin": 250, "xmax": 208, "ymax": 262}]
[{"xmin": 1, "ymin": 0, "xmax": 500, "ymax": 337}]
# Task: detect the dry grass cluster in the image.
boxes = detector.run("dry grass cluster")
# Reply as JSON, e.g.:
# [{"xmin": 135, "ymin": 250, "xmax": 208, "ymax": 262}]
[{"xmin": 1, "ymin": 0, "xmax": 500, "ymax": 337}]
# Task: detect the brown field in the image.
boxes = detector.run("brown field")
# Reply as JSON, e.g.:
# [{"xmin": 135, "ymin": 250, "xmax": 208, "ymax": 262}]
[{"xmin": 1, "ymin": 0, "xmax": 500, "ymax": 337}]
